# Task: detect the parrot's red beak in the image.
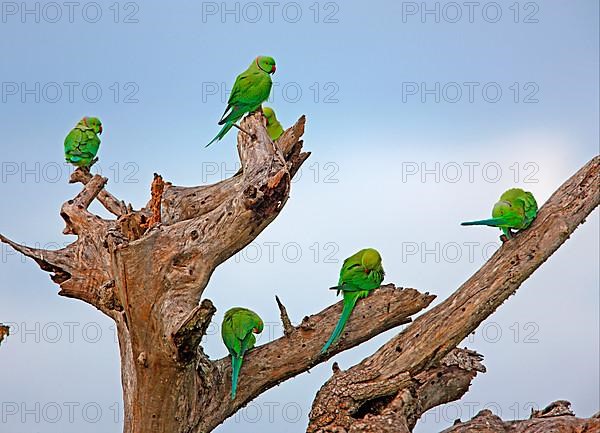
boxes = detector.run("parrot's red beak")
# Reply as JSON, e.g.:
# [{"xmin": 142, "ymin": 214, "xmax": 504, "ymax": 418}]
[
  {"xmin": 99, "ymin": 125, "xmax": 103, "ymax": 134},
  {"xmin": 271, "ymin": 65, "xmax": 276, "ymax": 74}
]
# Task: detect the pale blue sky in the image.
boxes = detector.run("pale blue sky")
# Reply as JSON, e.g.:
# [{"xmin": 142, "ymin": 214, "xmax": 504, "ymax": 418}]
[{"xmin": 1, "ymin": 1, "xmax": 598, "ymax": 432}]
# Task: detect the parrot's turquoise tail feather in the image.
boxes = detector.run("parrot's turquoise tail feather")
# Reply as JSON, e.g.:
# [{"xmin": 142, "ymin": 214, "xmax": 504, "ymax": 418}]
[
  {"xmin": 231, "ymin": 355, "xmax": 243, "ymax": 399},
  {"xmin": 206, "ymin": 122, "xmax": 234, "ymax": 147},
  {"xmin": 321, "ymin": 293, "xmax": 360, "ymax": 354},
  {"xmin": 461, "ymin": 217, "xmax": 510, "ymax": 227}
]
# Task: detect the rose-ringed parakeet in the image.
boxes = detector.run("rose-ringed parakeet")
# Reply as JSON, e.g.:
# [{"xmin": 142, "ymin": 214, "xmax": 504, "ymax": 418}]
[
  {"xmin": 221, "ymin": 307, "xmax": 264, "ymax": 399},
  {"xmin": 263, "ymin": 106, "xmax": 284, "ymax": 141},
  {"xmin": 207, "ymin": 56, "xmax": 277, "ymax": 147},
  {"xmin": 64, "ymin": 116, "xmax": 103, "ymax": 169},
  {"xmin": 461, "ymin": 188, "xmax": 538, "ymax": 239},
  {"xmin": 321, "ymin": 248, "xmax": 385, "ymax": 353}
]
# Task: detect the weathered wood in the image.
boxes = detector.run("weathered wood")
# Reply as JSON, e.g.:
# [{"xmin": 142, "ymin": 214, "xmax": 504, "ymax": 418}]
[
  {"xmin": 441, "ymin": 401, "xmax": 600, "ymax": 433},
  {"xmin": 145, "ymin": 173, "xmax": 165, "ymax": 228},
  {"xmin": 323, "ymin": 348, "xmax": 486, "ymax": 433},
  {"xmin": 69, "ymin": 167, "xmax": 128, "ymax": 216},
  {"xmin": 275, "ymin": 295, "xmax": 295, "ymax": 336}
]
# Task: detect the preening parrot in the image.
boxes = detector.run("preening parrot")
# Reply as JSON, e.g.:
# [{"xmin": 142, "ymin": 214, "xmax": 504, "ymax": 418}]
[
  {"xmin": 221, "ymin": 307, "xmax": 264, "ymax": 399},
  {"xmin": 321, "ymin": 248, "xmax": 385, "ymax": 353},
  {"xmin": 461, "ymin": 188, "xmax": 538, "ymax": 239},
  {"xmin": 64, "ymin": 116, "xmax": 102, "ymax": 169}
]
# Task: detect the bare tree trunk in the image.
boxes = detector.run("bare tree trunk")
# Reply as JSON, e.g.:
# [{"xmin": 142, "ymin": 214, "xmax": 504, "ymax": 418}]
[{"xmin": 1, "ymin": 112, "xmax": 598, "ymax": 433}]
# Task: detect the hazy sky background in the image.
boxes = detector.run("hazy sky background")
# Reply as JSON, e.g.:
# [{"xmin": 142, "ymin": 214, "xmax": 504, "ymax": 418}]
[{"xmin": 0, "ymin": 1, "xmax": 598, "ymax": 432}]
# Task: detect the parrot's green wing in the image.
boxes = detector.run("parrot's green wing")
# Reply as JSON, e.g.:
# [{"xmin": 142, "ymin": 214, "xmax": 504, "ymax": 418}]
[
  {"xmin": 231, "ymin": 310, "xmax": 260, "ymax": 342},
  {"xmin": 220, "ymin": 68, "xmax": 272, "ymax": 125},
  {"xmin": 337, "ymin": 250, "xmax": 364, "ymax": 286},
  {"xmin": 240, "ymin": 331, "xmax": 257, "ymax": 353},
  {"xmin": 221, "ymin": 317, "xmax": 242, "ymax": 356},
  {"xmin": 501, "ymin": 188, "xmax": 538, "ymax": 229},
  {"xmin": 517, "ymin": 191, "xmax": 538, "ymax": 226},
  {"xmin": 64, "ymin": 128, "xmax": 83, "ymax": 153},
  {"xmin": 64, "ymin": 126, "xmax": 100, "ymax": 168}
]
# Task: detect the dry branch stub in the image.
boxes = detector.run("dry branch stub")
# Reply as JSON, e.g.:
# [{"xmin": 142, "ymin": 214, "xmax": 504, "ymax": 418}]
[{"xmin": 441, "ymin": 400, "xmax": 600, "ymax": 433}]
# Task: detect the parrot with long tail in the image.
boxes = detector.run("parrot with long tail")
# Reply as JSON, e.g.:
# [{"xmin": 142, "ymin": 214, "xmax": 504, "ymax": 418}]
[
  {"xmin": 207, "ymin": 56, "xmax": 276, "ymax": 146},
  {"xmin": 221, "ymin": 307, "xmax": 264, "ymax": 399},
  {"xmin": 321, "ymin": 248, "xmax": 385, "ymax": 353},
  {"xmin": 461, "ymin": 188, "xmax": 538, "ymax": 239}
]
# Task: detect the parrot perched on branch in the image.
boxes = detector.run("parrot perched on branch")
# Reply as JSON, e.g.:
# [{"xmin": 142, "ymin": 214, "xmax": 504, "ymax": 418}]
[
  {"xmin": 207, "ymin": 56, "xmax": 276, "ymax": 147},
  {"xmin": 461, "ymin": 188, "xmax": 538, "ymax": 239},
  {"xmin": 221, "ymin": 307, "xmax": 264, "ymax": 399},
  {"xmin": 64, "ymin": 116, "xmax": 102, "ymax": 169},
  {"xmin": 321, "ymin": 248, "xmax": 385, "ymax": 353},
  {"xmin": 263, "ymin": 106, "xmax": 284, "ymax": 141}
]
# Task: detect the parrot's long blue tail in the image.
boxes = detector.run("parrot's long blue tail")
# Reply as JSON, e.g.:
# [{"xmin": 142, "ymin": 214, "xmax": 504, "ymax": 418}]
[
  {"xmin": 321, "ymin": 292, "xmax": 360, "ymax": 354},
  {"xmin": 461, "ymin": 217, "xmax": 510, "ymax": 227},
  {"xmin": 206, "ymin": 122, "xmax": 234, "ymax": 147},
  {"xmin": 230, "ymin": 355, "xmax": 243, "ymax": 400}
]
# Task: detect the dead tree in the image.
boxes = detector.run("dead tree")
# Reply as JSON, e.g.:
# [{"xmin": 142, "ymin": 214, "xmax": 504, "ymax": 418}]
[{"xmin": 1, "ymin": 112, "xmax": 598, "ymax": 433}]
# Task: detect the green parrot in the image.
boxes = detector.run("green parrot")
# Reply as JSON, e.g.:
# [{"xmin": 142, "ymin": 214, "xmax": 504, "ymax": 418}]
[
  {"xmin": 461, "ymin": 188, "xmax": 538, "ymax": 239},
  {"xmin": 263, "ymin": 106, "xmax": 284, "ymax": 141},
  {"xmin": 64, "ymin": 116, "xmax": 103, "ymax": 169},
  {"xmin": 321, "ymin": 248, "xmax": 385, "ymax": 353},
  {"xmin": 221, "ymin": 307, "xmax": 264, "ymax": 399},
  {"xmin": 207, "ymin": 56, "xmax": 277, "ymax": 146}
]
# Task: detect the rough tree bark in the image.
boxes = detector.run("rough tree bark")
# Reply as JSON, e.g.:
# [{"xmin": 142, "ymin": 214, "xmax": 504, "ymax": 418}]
[
  {"xmin": 1, "ymin": 113, "xmax": 598, "ymax": 433},
  {"xmin": 442, "ymin": 400, "xmax": 600, "ymax": 432}
]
